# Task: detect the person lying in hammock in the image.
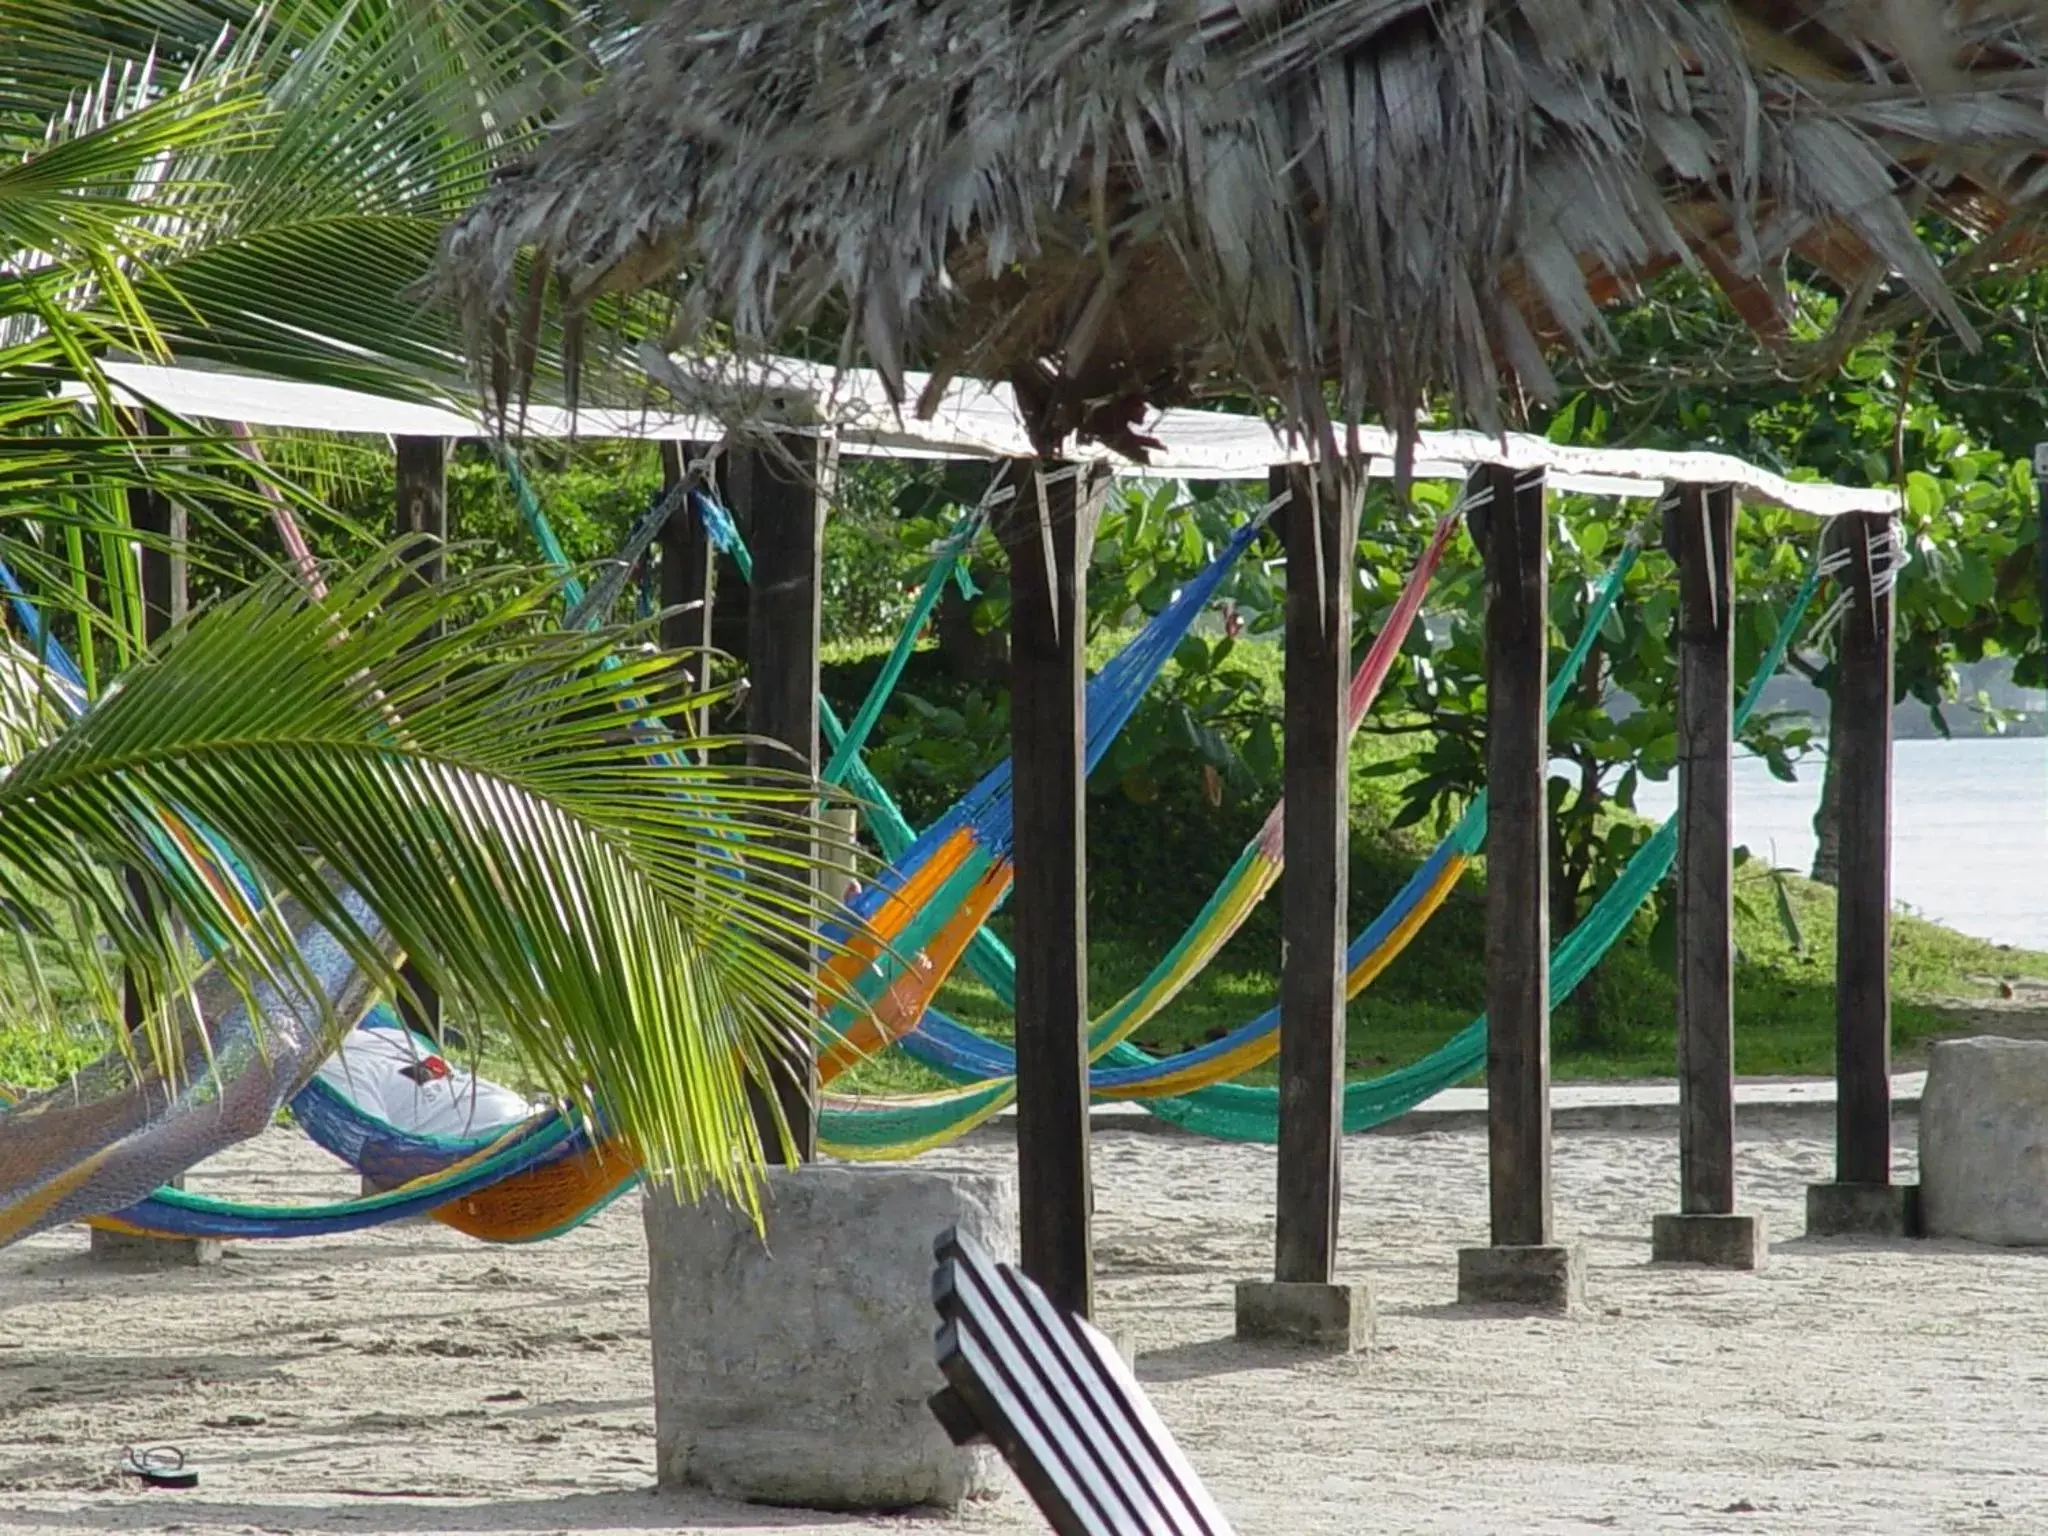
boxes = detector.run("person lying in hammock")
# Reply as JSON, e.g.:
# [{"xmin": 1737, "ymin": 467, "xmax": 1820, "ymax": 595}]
[{"xmin": 312, "ymin": 1017, "xmax": 533, "ymax": 1144}]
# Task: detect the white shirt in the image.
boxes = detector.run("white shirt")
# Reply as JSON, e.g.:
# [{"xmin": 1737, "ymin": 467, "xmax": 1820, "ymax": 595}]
[{"xmin": 313, "ymin": 1025, "xmax": 534, "ymax": 1141}]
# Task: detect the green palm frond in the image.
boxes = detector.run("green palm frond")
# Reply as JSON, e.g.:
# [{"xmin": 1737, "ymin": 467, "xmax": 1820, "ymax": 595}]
[
  {"xmin": 2, "ymin": 0, "xmax": 640, "ymax": 401},
  {"xmin": 0, "ymin": 554, "xmax": 843, "ymax": 1206},
  {"xmin": 0, "ymin": 0, "xmax": 865, "ymax": 1213},
  {"xmin": 0, "ymin": 75, "xmax": 264, "ymax": 362},
  {"xmin": 134, "ymin": 216, "xmax": 482, "ymax": 398}
]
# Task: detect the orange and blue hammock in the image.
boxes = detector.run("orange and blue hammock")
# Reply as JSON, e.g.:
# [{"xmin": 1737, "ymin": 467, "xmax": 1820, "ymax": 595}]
[
  {"xmin": 0, "ymin": 468, "xmax": 1815, "ymax": 1243},
  {"xmin": 824, "ymin": 537, "xmax": 1826, "ymax": 1151},
  {"xmin": 0, "ymin": 485, "xmax": 1278, "ymax": 1243}
]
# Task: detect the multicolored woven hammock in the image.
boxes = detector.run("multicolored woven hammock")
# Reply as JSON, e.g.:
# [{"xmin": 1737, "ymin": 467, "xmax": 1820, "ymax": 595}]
[
  {"xmin": 970, "ymin": 550, "xmax": 1826, "ymax": 1146},
  {"xmin": 814, "ymin": 533, "xmax": 1646, "ymax": 1155},
  {"xmin": 0, "ymin": 446, "xmax": 1824, "ymax": 1243},
  {"xmin": 0, "ymin": 469, "xmax": 1276, "ymax": 1242}
]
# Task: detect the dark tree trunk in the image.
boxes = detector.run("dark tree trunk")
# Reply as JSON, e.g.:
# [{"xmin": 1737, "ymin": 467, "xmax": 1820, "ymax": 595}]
[
  {"xmin": 1811, "ymin": 684, "xmax": 1843, "ymax": 886},
  {"xmin": 1555, "ymin": 640, "xmax": 1607, "ymax": 1049},
  {"xmin": 935, "ymin": 569, "xmax": 1009, "ymax": 681}
]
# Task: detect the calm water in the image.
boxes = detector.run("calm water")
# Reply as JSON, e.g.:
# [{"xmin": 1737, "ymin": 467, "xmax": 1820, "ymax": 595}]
[{"xmin": 1630, "ymin": 736, "xmax": 2048, "ymax": 951}]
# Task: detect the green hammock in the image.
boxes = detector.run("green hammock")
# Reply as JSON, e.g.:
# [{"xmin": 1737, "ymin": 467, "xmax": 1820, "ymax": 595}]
[
  {"xmin": 1138, "ymin": 552, "xmax": 1825, "ymax": 1140},
  {"xmin": 500, "ymin": 447, "xmax": 1821, "ymax": 1146}
]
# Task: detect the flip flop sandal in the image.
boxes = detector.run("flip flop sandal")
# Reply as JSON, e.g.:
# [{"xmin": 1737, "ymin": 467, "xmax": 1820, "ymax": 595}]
[{"xmin": 119, "ymin": 1445, "xmax": 197, "ymax": 1489}]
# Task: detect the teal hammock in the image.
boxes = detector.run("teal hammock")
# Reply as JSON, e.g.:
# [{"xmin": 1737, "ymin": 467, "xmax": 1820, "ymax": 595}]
[
  {"xmin": 1137, "ymin": 552, "xmax": 1826, "ymax": 1141},
  {"xmin": 499, "ymin": 449, "xmax": 1823, "ymax": 1145}
]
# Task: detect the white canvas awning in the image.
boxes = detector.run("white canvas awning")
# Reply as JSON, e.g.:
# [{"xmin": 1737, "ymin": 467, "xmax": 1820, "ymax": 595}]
[{"xmin": 70, "ymin": 359, "xmax": 1899, "ymax": 518}]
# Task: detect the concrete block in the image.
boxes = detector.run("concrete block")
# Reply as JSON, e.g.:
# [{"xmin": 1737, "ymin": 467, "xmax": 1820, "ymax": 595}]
[
  {"xmin": 1922, "ymin": 1037, "xmax": 2048, "ymax": 1245},
  {"xmin": 1233, "ymin": 1279, "xmax": 1374, "ymax": 1351},
  {"xmin": 1456, "ymin": 1243, "xmax": 1584, "ymax": 1313},
  {"xmin": 87, "ymin": 1224, "xmax": 222, "ymax": 1267},
  {"xmin": 644, "ymin": 1163, "xmax": 1015, "ymax": 1511},
  {"xmin": 1650, "ymin": 1211, "xmax": 1768, "ymax": 1270},
  {"xmin": 87, "ymin": 1176, "xmax": 221, "ymax": 1266},
  {"xmin": 1805, "ymin": 1181, "xmax": 1920, "ymax": 1238}
]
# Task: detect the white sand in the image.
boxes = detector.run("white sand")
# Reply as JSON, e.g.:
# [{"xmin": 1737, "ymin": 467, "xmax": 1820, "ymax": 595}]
[{"xmin": 2, "ymin": 1114, "xmax": 2042, "ymax": 1536}]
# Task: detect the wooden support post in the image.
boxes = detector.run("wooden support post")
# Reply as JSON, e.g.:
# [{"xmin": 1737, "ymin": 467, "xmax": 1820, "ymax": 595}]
[
  {"xmin": 132, "ymin": 479, "xmax": 186, "ymax": 641},
  {"xmin": 710, "ymin": 451, "xmax": 754, "ymax": 723},
  {"xmin": 1482, "ymin": 464, "xmax": 1551, "ymax": 1249},
  {"xmin": 1652, "ymin": 486, "xmax": 1765, "ymax": 1269},
  {"xmin": 1806, "ymin": 510, "xmax": 1914, "ymax": 1234},
  {"xmin": 393, "ymin": 437, "xmax": 448, "ymax": 594},
  {"xmin": 1457, "ymin": 465, "xmax": 1582, "ymax": 1310},
  {"xmin": 1834, "ymin": 510, "xmax": 1896, "ymax": 1187},
  {"xmin": 998, "ymin": 458, "xmax": 1096, "ymax": 1320},
  {"xmin": 392, "ymin": 436, "xmax": 448, "ymax": 1043},
  {"xmin": 1675, "ymin": 485, "xmax": 1737, "ymax": 1214},
  {"xmin": 1234, "ymin": 464, "xmax": 1374, "ymax": 1352},
  {"xmin": 1274, "ymin": 464, "xmax": 1354, "ymax": 1284},
  {"xmin": 2036, "ymin": 445, "xmax": 2048, "ymax": 784},
  {"xmin": 658, "ymin": 442, "xmax": 716, "ymax": 743},
  {"xmin": 739, "ymin": 435, "xmax": 828, "ymax": 1165}
]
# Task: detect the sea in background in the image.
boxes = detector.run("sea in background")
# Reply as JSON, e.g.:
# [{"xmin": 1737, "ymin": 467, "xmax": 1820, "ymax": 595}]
[{"xmin": 1629, "ymin": 736, "xmax": 2047, "ymax": 952}]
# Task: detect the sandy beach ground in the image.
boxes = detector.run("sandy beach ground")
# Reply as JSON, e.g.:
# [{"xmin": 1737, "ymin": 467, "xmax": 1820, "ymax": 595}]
[{"xmin": 2, "ymin": 1113, "xmax": 2042, "ymax": 1536}]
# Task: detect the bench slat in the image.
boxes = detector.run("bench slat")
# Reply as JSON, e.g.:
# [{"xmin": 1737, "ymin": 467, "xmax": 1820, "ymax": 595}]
[
  {"xmin": 940, "ymin": 1251, "xmax": 1185, "ymax": 1536},
  {"xmin": 938, "ymin": 1316, "xmax": 1143, "ymax": 1536},
  {"xmin": 976, "ymin": 1256, "xmax": 1220, "ymax": 1536},
  {"xmin": 933, "ymin": 1228, "xmax": 1236, "ymax": 1536},
  {"xmin": 928, "ymin": 1383, "xmax": 986, "ymax": 1447},
  {"xmin": 997, "ymin": 1262, "xmax": 1235, "ymax": 1536}
]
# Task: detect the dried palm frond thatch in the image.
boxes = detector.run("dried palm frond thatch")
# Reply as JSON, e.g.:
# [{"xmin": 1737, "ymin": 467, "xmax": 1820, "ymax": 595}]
[{"xmin": 438, "ymin": 0, "xmax": 2048, "ymax": 463}]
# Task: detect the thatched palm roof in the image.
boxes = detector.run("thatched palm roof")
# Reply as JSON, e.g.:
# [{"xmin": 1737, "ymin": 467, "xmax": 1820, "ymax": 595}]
[{"xmin": 440, "ymin": 0, "xmax": 2048, "ymax": 464}]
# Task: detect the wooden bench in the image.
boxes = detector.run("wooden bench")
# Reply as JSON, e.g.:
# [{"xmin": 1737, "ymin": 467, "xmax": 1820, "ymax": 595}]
[{"xmin": 926, "ymin": 1226, "xmax": 1238, "ymax": 1536}]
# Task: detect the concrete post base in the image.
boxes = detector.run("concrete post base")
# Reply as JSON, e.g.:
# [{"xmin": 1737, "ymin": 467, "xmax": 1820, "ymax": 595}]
[
  {"xmin": 1650, "ymin": 1211, "xmax": 1767, "ymax": 1270},
  {"xmin": 645, "ymin": 1164, "xmax": 1016, "ymax": 1511},
  {"xmin": 87, "ymin": 1224, "xmax": 223, "ymax": 1266},
  {"xmin": 1233, "ymin": 1279, "xmax": 1374, "ymax": 1351},
  {"xmin": 87, "ymin": 1176, "xmax": 221, "ymax": 1266},
  {"xmin": 1806, "ymin": 1181, "xmax": 1921, "ymax": 1238},
  {"xmin": 1456, "ymin": 1242, "xmax": 1584, "ymax": 1313}
]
